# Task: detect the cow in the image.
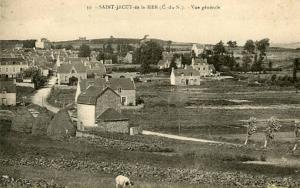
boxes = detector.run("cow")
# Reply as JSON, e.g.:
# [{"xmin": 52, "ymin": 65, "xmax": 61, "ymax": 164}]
[{"xmin": 115, "ymin": 175, "xmax": 134, "ymax": 188}]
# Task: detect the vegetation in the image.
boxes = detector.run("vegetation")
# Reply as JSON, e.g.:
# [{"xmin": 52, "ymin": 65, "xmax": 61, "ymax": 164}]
[
  {"xmin": 78, "ymin": 44, "xmax": 91, "ymax": 57},
  {"xmin": 23, "ymin": 67, "xmax": 47, "ymax": 89},
  {"xmin": 133, "ymin": 40, "xmax": 163, "ymax": 74}
]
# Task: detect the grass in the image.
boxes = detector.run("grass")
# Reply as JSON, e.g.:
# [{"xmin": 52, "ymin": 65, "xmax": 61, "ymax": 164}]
[{"xmin": 47, "ymin": 87, "xmax": 76, "ymax": 107}]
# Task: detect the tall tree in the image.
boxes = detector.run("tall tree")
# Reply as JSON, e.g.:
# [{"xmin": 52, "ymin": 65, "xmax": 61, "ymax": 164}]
[
  {"xmin": 78, "ymin": 44, "xmax": 91, "ymax": 57},
  {"xmin": 244, "ymin": 40, "xmax": 256, "ymax": 54},
  {"xmin": 134, "ymin": 40, "xmax": 163, "ymax": 73},
  {"xmin": 213, "ymin": 41, "xmax": 226, "ymax": 55}
]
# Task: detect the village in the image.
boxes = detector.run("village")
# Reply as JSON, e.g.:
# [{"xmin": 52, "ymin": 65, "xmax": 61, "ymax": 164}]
[{"xmin": 0, "ymin": 35, "xmax": 300, "ymax": 188}]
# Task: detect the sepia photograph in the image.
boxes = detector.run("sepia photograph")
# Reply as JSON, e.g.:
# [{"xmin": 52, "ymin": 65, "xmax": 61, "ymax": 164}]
[{"xmin": 0, "ymin": 0, "xmax": 300, "ymax": 187}]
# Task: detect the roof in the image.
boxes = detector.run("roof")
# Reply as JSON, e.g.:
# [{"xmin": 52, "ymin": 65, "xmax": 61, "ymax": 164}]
[
  {"xmin": 174, "ymin": 67, "xmax": 200, "ymax": 77},
  {"xmin": 97, "ymin": 108, "xmax": 128, "ymax": 122},
  {"xmin": 57, "ymin": 62, "xmax": 87, "ymax": 73},
  {"xmin": 87, "ymin": 63, "xmax": 106, "ymax": 76},
  {"xmin": 0, "ymin": 80, "xmax": 16, "ymax": 93},
  {"xmin": 80, "ymin": 78, "xmax": 135, "ymax": 91},
  {"xmin": 193, "ymin": 58, "xmax": 207, "ymax": 65},
  {"xmin": 0, "ymin": 57, "xmax": 26, "ymax": 65},
  {"xmin": 108, "ymin": 78, "xmax": 135, "ymax": 90},
  {"xmin": 77, "ymin": 87, "xmax": 120, "ymax": 105}
]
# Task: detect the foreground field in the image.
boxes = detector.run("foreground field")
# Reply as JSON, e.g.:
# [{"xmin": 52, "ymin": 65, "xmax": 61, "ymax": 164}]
[{"xmin": 0, "ymin": 130, "xmax": 300, "ymax": 188}]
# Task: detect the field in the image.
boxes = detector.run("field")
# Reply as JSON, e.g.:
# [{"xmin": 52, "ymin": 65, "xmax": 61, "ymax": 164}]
[{"xmin": 3, "ymin": 72, "xmax": 300, "ymax": 187}]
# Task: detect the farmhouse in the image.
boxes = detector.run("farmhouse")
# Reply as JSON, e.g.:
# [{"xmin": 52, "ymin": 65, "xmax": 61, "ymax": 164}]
[
  {"xmin": 0, "ymin": 79, "xmax": 16, "ymax": 106},
  {"xmin": 57, "ymin": 62, "xmax": 87, "ymax": 85},
  {"xmin": 170, "ymin": 66, "xmax": 201, "ymax": 86},
  {"xmin": 76, "ymin": 77, "xmax": 136, "ymax": 106},
  {"xmin": 0, "ymin": 57, "xmax": 28, "ymax": 78},
  {"xmin": 35, "ymin": 38, "xmax": 51, "ymax": 49},
  {"xmin": 77, "ymin": 86, "xmax": 129, "ymax": 133},
  {"xmin": 86, "ymin": 60, "xmax": 106, "ymax": 78}
]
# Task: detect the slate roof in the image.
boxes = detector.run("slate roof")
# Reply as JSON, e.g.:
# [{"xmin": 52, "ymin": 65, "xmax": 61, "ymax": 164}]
[
  {"xmin": 77, "ymin": 87, "xmax": 120, "ymax": 105},
  {"xmin": 87, "ymin": 63, "xmax": 106, "ymax": 76},
  {"xmin": 57, "ymin": 62, "xmax": 86, "ymax": 73},
  {"xmin": 97, "ymin": 108, "xmax": 128, "ymax": 122},
  {"xmin": 174, "ymin": 66, "xmax": 200, "ymax": 77},
  {"xmin": 0, "ymin": 80, "xmax": 16, "ymax": 93},
  {"xmin": 80, "ymin": 78, "xmax": 135, "ymax": 91}
]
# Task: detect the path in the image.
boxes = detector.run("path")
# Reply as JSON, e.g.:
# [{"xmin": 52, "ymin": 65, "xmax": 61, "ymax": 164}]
[
  {"xmin": 31, "ymin": 77, "xmax": 59, "ymax": 113},
  {"xmin": 142, "ymin": 130, "xmax": 239, "ymax": 146}
]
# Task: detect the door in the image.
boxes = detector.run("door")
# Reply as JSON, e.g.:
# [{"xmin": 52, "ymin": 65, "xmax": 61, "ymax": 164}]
[{"xmin": 121, "ymin": 97, "xmax": 127, "ymax": 105}]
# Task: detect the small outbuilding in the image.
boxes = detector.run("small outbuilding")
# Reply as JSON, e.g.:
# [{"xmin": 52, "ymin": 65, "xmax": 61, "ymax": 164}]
[{"xmin": 96, "ymin": 108, "xmax": 129, "ymax": 134}]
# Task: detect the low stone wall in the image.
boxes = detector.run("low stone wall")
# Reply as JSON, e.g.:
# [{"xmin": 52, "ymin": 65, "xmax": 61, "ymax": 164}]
[{"xmin": 98, "ymin": 121, "xmax": 129, "ymax": 134}]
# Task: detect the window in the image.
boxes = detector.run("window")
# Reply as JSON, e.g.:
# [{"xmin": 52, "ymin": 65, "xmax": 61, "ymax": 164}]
[
  {"xmin": 118, "ymin": 88, "xmax": 122, "ymax": 93},
  {"xmin": 6, "ymin": 68, "xmax": 8, "ymax": 72},
  {"xmin": 13, "ymin": 67, "xmax": 15, "ymax": 72},
  {"xmin": 1, "ymin": 98, "xmax": 7, "ymax": 105},
  {"xmin": 203, "ymin": 67, "xmax": 205, "ymax": 70},
  {"xmin": 121, "ymin": 97, "xmax": 127, "ymax": 105},
  {"xmin": 71, "ymin": 69, "xmax": 75, "ymax": 73},
  {"xmin": 65, "ymin": 76, "xmax": 67, "ymax": 81},
  {"xmin": 0, "ymin": 68, "xmax": 1, "ymax": 72}
]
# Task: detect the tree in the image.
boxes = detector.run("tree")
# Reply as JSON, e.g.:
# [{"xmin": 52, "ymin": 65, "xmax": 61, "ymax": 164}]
[
  {"xmin": 244, "ymin": 117, "xmax": 257, "ymax": 145},
  {"xmin": 78, "ymin": 44, "xmax": 91, "ymax": 57},
  {"xmin": 244, "ymin": 40, "xmax": 256, "ymax": 54},
  {"xmin": 23, "ymin": 67, "xmax": 47, "ymax": 89},
  {"xmin": 166, "ymin": 40, "xmax": 172, "ymax": 52},
  {"xmin": 134, "ymin": 40, "xmax": 163, "ymax": 74},
  {"xmin": 227, "ymin": 40, "xmax": 237, "ymax": 57},
  {"xmin": 213, "ymin": 41, "xmax": 226, "ymax": 55},
  {"xmin": 293, "ymin": 58, "xmax": 299, "ymax": 82},
  {"xmin": 256, "ymin": 38, "xmax": 270, "ymax": 56},
  {"xmin": 65, "ymin": 45, "xmax": 73, "ymax": 50},
  {"xmin": 263, "ymin": 116, "xmax": 281, "ymax": 148},
  {"xmin": 242, "ymin": 55, "xmax": 251, "ymax": 72}
]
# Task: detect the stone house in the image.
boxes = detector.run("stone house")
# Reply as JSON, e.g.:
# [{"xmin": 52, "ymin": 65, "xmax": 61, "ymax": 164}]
[
  {"xmin": 76, "ymin": 77, "xmax": 136, "ymax": 106},
  {"xmin": 170, "ymin": 66, "xmax": 201, "ymax": 86},
  {"xmin": 77, "ymin": 86, "xmax": 124, "ymax": 129},
  {"xmin": 191, "ymin": 58, "xmax": 214, "ymax": 77},
  {"xmin": 0, "ymin": 57, "xmax": 28, "ymax": 78},
  {"xmin": 57, "ymin": 62, "xmax": 87, "ymax": 85},
  {"xmin": 0, "ymin": 79, "xmax": 16, "ymax": 106}
]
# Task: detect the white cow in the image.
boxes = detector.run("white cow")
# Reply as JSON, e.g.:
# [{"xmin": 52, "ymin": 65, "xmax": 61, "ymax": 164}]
[{"xmin": 115, "ymin": 175, "xmax": 134, "ymax": 188}]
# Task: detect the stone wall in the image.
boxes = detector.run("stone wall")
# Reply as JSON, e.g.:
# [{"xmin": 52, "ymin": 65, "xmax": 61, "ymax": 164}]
[
  {"xmin": 95, "ymin": 89, "xmax": 121, "ymax": 117},
  {"xmin": 97, "ymin": 121, "xmax": 129, "ymax": 134},
  {"xmin": 175, "ymin": 76, "xmax": 201, "ymax": 86}
]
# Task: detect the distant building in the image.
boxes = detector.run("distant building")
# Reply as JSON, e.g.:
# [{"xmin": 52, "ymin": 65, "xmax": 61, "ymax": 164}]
[
  {"xmin": 0, "ymin": 79, "xmax": 16, "ymax": 106},
  {"xmin": 158, "ymin": 59, "xmax": 171, "ymax": 69},
  {"xmin": 170, "ymin": 66, "xmax": 201, "ymax": 86},
  {"xmin": 0, "ymin": 57, "xmax": 28, "ymax": 78},
  {"xmin": 191, "ymin": 44, "xmax": 205, "ymax": 57},
  {"xmin": 57, "ymin": 62, "xmax": 87, "ymax": 85},
  {"xmin": 191, "ymin": 58, "xmax": 214, "ymax": 77},
  {"xmin": 35, "ymin": 38, "xmax": 51, "ymax": 49},
  {"xmin": 123, "ymin": 51, "xmax": 133, "ymax": 64}
]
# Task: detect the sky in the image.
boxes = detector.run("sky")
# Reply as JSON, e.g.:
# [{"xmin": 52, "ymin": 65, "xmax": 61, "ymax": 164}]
[{"xmin": 0, "ymin": 0, "xmax": 300, "ymax": 45}]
